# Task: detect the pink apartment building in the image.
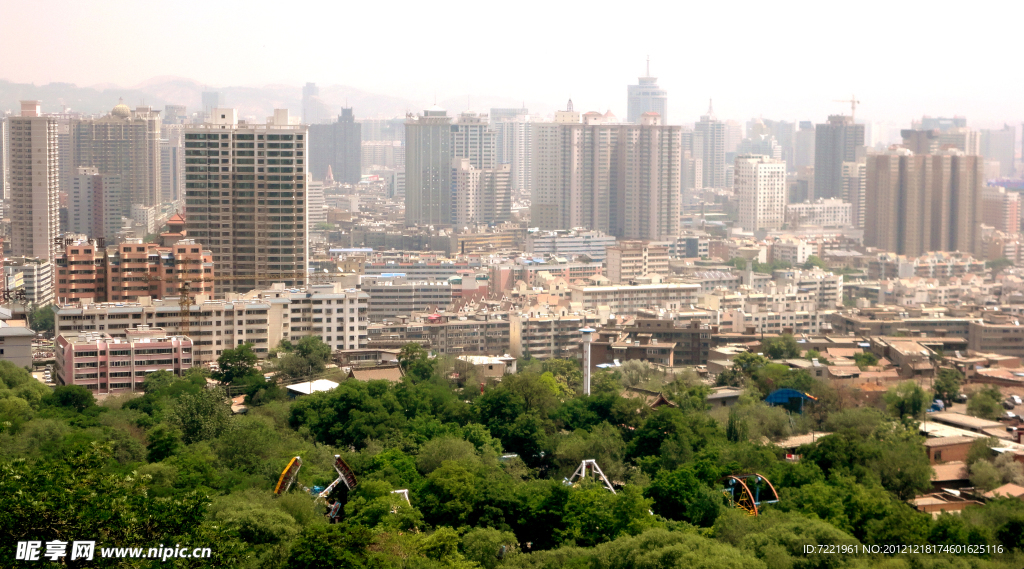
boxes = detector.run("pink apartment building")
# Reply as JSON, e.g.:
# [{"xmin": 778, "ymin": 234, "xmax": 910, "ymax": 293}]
[{"xmin": 55, "ymin": 326, "xmax": 193, "ymax": 393}]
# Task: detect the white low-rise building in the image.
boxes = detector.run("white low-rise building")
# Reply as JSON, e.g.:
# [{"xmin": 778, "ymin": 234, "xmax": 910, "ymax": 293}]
[
  {"xmin": 786, "ymin": 198, "xmax": 852, "ymax": 228},
  {"xmin": 360, "ymin": 275, "xmax": 453, "ymax": 321},
  {"xmin": 52, "ymin": 283, "xmax": 370, "ymax": 363},
  {"xmin": 570, "ymin": 282, "xmax": 700, "ymax": 316}
]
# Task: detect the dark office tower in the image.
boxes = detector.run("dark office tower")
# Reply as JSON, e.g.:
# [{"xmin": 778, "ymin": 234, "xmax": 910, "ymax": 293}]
[
  {"xmin": 814, "ymin": 115, "xmax": 864, "ymax": 199},
  {"xmin": 308, "ymin": 108, "xmax": 362, "ymax": 184},
  {"xmin": 980, "ymin": 124, "xmax": 1016, "ymax": 178},
  {"xmin": 404, "ymin": 107, "xmax": 452, "ymax": 226},
  {"xmin": 693, "ymin": 101, "xmax": 726, "ymax": 189}
]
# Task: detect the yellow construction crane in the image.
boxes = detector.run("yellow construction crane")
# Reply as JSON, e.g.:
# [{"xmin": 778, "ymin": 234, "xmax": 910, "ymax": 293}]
[
  {"xmin": 833, "ymin": 95, "xmax": 861, "ymax": 121},
  {"xmin": 150, "ymin": 272, "xmax": 323, "ymax": 336}
]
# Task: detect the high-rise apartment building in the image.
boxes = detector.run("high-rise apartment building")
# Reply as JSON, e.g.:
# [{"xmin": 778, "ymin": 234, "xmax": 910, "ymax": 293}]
[
  {"xmin": 359, "ymin": 118, "xmax": 405, "ymax": 143},
  {"xmin": 451, "ymin": 112, "xmax": 496, "ymax": 170},
  {"xmin": 53, "ymin": 237, "xmax": 213, "ymax": 304},
  {"xmin": 9, "ymin": 101, "xmax": 60, "ymax": 261},
  {"xmin": 794, "ymin": 121, "xmax": 815, "ymax": 170},
  {"xmin": 682, "ymin": 149, "xmax": 702, "ymax": 203},
  {"xmin": 201, "ymin": 92, "xmax": 221, "ymax": 115},
  {"xmin": 452, "ymin": 159, "xmax": 511, "ymax": 226},
  {"xmin": 301, "ymin": 82, "xmax": 332, "ymax": 125},
  {"xmin": 981, "ymin": 125, "xmax": 1016, "ymax": 178},
  {"xmin": 530, "ymin": 110, "xmax": 680, "ymax": 239},
  {"xmin": 70, "ymin": 167, "xmax": 125, "ymax": 242},
  {"xmin": 736, "ymin": 135, "xmax": 782, "ymax": 161},
  {"xmin": 0, "ymin": 114, "xmax": 8, "ymax": 200},
  {"xmin": 54, "ymin": 115, "xmax": 74, "ymax": 194},
  {"xmin": 490, "ymin": 108, "xmax": 529, "ymax": 125},
  {"xmin": 405, "ymin": 107, "xmax": 453, "ymax": 226},
  {"xmin": 308, "ymin": 108, "xmax": 361, "ymax": 184},
  {"xmin": 626, "ymin": 61, "xmax": 668, "ymax": 124},
  {"xmin": 4, "ymin": 256, "xmax": 53, "ymax": 304},
  {"xmin": 164, "ymin": 105, "xmax": 187, "ymax": 124},
  {"xmin": 72, "ymin": 102, "xmax": 162, "ymax": 207},
  {"xmin": 814, "ymin": 115, "xmax": 864, "ymax": 199},
  {"xmin": 788, "ymin": 166, "xmax": 814, "ymax": 204},
  {"xmin": 494, "ymin": 113, "xmax": 533, "ymax": 193},
  {"xmin": 982, "ymin": 186, "xmax": 1020, "ymax": 234},
  {"xmin": 841, "ymin": 161, "xmax": 866, "ymax": 228},
  {"xmin": 902, "ymin": 128, "xmax": 981, "ymax": 157},
  {"xmin": 865, "ymin": 149, "xmax": 983, "ymax": 256},
  {"xmin": 693, "ymin": 103, "xmax": 726, "ymax": 189},
  {"xmin": 306, "ymin": 176, "xmax": 327, "ymax": 232},
  {"xmin": 735, "ymin": 154, "xmax": 786, "ymax": 232},
  {"xmin": 749, "ymin": 119, "xmax": 796, "ymax": 170},
  {"xmin": 493, "ymin": 105, "xmax": 532, "ymax": 168},
  {"xmin": 914, "ymin": 116, "xmax": 966, "ymax": 131},
  {"xmin": 361, "ymin": 141, "xmax": 404, "ymax": 170},
  {"xmin": 724, "ymin": 120, "xmax": 743, "ymax": 153},
  {"xmin": 160, "ymin": 139, "xmax": 183, "ymax": 203},
  {"xmin": 183, "ymin": 108, "xmax": 308, "ymax": 293}
]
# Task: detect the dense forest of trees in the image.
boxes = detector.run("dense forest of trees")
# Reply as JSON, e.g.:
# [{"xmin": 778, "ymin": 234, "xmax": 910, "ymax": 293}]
[{"xmin": 3, "ymin": 342, "xmax": 1024, "ymax": 568}]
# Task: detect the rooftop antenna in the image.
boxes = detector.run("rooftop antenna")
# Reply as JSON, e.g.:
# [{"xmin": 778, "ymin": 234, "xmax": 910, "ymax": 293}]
[{"xmin": 646, "ymin": 55, "xmax": 650, "ymax": 76}]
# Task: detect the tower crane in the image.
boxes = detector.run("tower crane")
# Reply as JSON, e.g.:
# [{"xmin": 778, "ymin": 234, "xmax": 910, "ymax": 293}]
[{"xmin": 833, "ymin": 95, "xmax": 861, "ymax": 121}]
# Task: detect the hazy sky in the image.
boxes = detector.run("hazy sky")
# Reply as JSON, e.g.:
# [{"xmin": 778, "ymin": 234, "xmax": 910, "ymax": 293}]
[{"xmin": 2, "ymin": 0, "xmax": 1021, "ymax": 127}]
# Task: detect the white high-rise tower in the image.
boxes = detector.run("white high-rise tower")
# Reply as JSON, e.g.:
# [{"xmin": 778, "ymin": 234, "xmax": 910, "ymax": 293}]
[
  {"xmin": 627, "ymin": 57, "xmax": 668, "ymax": 124},
  {"xmin": 735, "ymin": 154, "xmax": 786, "ymax": 232}
]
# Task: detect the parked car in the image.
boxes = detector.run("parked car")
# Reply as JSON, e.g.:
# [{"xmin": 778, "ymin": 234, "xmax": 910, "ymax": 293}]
[
  {"xmin": 1004, "ymin": 400, "xmax": 1016, "ymax": 410},
  {"xmin": 954, "ymin": 393, "xmax": 968, "ymax": 403},
  {"xmin": 1012, "ymin": 395, "xmax": 1022, "ymax": 405}
]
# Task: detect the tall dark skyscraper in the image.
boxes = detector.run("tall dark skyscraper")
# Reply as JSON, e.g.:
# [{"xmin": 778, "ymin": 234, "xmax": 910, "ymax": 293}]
[
  {"xmin": 404, "ymin": 107, "xmax": 452, "ymax": 226},
  {"xmin": 308, "ymin": 108, "xmax": 362, "ymax": 184},
  {"xmin": 814, "ymin": 115, "xmax": 864, "ymax": 199}
]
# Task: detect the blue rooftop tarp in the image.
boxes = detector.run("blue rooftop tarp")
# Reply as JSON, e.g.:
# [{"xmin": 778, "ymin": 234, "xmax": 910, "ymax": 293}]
[{"xmin": 764, "ymin": 388, "xmax": 817, "ymax": 405}]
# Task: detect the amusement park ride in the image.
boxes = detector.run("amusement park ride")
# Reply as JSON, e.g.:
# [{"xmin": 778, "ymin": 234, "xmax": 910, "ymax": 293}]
[
  {"xmin": 721, "ymin": 473, "xmax": 780, "ymax": 516},
  {"xmin": 274, "ymin": 455, "xmax": 780, "ymax": 519},
  {"xmin": 274, "ymin": 454, "xmax": 359, "ymax": 499},
  {"xmin": 564, "ymin": 459, "xmax": 780, "ymax": 517},
  {"xmin": 274, "ymin": 455, "xmax": 412, "ymax": 507}
]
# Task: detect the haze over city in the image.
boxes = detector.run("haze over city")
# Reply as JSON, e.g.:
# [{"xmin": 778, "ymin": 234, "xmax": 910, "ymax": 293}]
[
  {"xmin": 7, "ymin": 1, "xmax": 1024, "ymax": 568},
  {"xmin": 1, "ymin": 0, "xmax": 1021, "ymax": 125}
]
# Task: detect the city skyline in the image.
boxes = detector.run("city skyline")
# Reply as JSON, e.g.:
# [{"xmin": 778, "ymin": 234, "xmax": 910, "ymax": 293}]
[{"xmin": 1, "ymin": 0, "xmax": 1022, "ymax": 127}]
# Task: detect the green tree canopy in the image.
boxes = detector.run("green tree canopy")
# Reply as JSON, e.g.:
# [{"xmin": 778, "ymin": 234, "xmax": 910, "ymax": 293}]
[
  {"xmin": 760, "ymin": 334, "xmax": 800, "ymax": 360},
  {"xmin": 968, "ymin": 387, "xmax": 1004, "ymax": 420},
  {"xmin": 28, "ymin": 304, "xmax": 54, "ymax": 336},
  {"xmin": 215, "ymin": 343, "xmax": 263, "ymax": 385}
]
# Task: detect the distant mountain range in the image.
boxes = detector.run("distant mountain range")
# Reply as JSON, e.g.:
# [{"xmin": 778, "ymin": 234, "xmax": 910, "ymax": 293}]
[{"xmin": 0, "ymin": 77, "xmax": 557, "ymax": 121}]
